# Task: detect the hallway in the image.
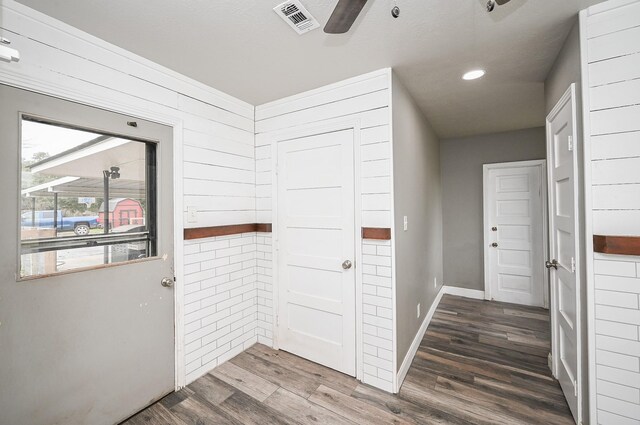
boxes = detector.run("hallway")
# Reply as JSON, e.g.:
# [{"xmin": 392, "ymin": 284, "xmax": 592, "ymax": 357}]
[{"xmin": 124, "ymin": 295, "xmax": 574, "ymax": 425}]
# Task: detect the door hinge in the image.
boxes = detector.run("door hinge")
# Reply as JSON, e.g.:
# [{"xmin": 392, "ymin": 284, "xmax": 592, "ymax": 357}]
[
  {"xmin": 574, "ymin": 381, "xmax": 578, "ymax": 397},
  {"xmin": 571, "ymin": 257, "xmax": 576, "ymax": 273},
  {"xmin": 275, "ymin": 163, "xmax": 279, "ymax": 176},
  {"xmin": 276, "ymin": 314, "xmax": 280, "ymax": 326},
  {"xmin": 568, "ymin": 136, "xmax": 574, "ymax": 152}
]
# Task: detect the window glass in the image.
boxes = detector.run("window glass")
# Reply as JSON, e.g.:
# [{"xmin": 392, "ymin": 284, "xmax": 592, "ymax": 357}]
[{"xmin": 20, "ymin": 116, "xmax": 156, "ymax": 278}]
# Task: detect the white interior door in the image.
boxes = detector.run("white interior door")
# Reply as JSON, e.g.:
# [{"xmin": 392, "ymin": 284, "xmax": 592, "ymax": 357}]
[
  {"xmin": 0, "ymin": 85, "xmax": 175, "ymax": 425},
  {"xmin": 547, "ymin": 85, "xmax": 581, "ymax": 424},
  {"xmin": 276, "ymin": 128, "xmax": 356, "ymax": 376},
  {"xmin": 484, "ymin": 161, "xmax": 546, "ymax": 307}
]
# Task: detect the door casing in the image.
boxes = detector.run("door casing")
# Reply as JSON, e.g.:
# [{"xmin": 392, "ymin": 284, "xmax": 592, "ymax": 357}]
[
  {"xmin": 483, "ymin": 159, "xmax": 550, "ymax": 308},
  {"xmin": 269, "ymin": 118, "xmax": 364, "ymax": 381}
]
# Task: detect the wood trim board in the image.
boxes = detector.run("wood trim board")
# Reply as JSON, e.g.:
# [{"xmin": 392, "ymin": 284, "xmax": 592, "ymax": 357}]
[
  {"xmin": 184, "ymin": 223, "xmax": 272, "ymax": 240},
  {"xmin": 255, "ymin": 223, "xmax": 273, "ymax": 233},
  {"xmin": 593, "ymin": 235, "xmax": 640, "ymax": 256},
  {"xmin": 361, "ymin": 227, "xmax": 391, "ymax": 240}
]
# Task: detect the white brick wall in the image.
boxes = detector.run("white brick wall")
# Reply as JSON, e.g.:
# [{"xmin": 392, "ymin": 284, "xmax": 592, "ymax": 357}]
[
  {"xmin": 593, "ymin": 255, "xmax": 640, "ymax": 425},
  {"xmin": 362, "ymin": 239, "xmax": 395, "ymax": 392},
  {"xmin": 183, "ymin": 233, "xmax": 258, "ymax": 383},
  {"xmin": 256, "ymin": 233, "xmax": 274, "ymax": 346}
]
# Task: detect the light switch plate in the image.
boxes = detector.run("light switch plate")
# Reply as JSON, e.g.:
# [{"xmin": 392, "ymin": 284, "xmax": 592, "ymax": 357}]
[{"xmin": 187, "ymin": 206, "xmax": 198, "ymax": 223}]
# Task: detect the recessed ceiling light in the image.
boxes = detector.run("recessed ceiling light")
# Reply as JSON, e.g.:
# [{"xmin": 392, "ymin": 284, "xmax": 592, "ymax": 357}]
[{"xmin": 463, "ymin": 69, "xmax": 486, "ymax": 81}]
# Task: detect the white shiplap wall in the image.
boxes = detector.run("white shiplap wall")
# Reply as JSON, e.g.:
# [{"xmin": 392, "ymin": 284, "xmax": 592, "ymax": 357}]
[
  {"xmin": 0, "ymin": 1, "xmax": 256, "ymax": 387},
  {"xmin": 254, "ymin": 69, "xmax": 396, "ymax": 392},
  {"xmin": 583, "ymin": 1, "xmax": 640, "ymax": 423}
]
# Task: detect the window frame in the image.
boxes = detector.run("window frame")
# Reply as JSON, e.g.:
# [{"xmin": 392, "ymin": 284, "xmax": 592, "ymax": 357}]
[{"xmin": 18, "ymin": 113, "xmax": 159, "ymax": 279}]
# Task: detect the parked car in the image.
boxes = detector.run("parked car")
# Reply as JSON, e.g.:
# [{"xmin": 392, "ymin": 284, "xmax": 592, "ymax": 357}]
[{"xmin": 21, "ymin": 210, "xmax": 99, "ymax": 236}]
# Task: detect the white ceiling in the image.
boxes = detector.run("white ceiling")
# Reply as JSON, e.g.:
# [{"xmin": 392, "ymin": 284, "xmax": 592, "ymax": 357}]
[{"xmin": 17, "ymin": 0, "xmax": 602, "ymax": 138}]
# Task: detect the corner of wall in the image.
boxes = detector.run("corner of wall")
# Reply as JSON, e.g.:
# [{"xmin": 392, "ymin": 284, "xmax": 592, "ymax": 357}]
[{"xmin": 389, "ymin": 72, "xmax": 444, "ymax": 381}]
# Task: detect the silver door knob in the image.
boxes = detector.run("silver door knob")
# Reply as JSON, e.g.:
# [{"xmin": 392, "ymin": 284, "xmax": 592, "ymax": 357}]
[
  {"xmin": 342, "ymin": 260, "xmax": 352, "ymax": 270},
  {"xmin": 161, "ymin": 277, "xmax": 174, "ymax": 287},
  {"xmin": 490, "ymin": 243, "xmax": 498, "ymax": 248},
  {"xmin": 545, "ymin": 259, "xmax": 558, "ymax": 270}
]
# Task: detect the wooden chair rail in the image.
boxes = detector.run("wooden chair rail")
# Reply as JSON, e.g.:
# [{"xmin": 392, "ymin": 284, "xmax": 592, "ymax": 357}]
[
  {"xmin": 184, "ymin": 223, "xmax": 272, "ymax": 240},
  {"xmin": 185, "ymin": 224, "xmax": 392, "ymax": 241},
  {"xmin": 593, "ymin": 235, "xmax": 640, "ymax": 256},
  {"xmin": 362, "ymin": 227, "xmax": 391, "ymax": 240}
]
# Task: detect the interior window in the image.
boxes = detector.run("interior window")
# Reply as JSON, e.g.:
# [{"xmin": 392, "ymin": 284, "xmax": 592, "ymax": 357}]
[{"xmin": 19, "ymin": 116, "xmax": 157, "ymax": 278}]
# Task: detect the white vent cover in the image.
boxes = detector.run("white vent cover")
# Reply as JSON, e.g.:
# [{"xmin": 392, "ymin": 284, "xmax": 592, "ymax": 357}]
[{"xmin": 273, "ymin": 0, "xmax": 320, "ymax": 35}]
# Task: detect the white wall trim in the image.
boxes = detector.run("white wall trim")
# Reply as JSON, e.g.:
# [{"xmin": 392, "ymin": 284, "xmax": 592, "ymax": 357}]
[
  {"xmin": 395, "ymin": 285, "xmax": 444, "ymax": 392},
  {"xmin": 172, "ymin": 126, "xmax": 186, "ymax": 390},
  {"xmin": 353, "ymin": 120, "xmax": 365, "ymax": 382},
  {"xmin": 579, "ymin": 7, "xmax": 597, "ymax": 424},
  {"xmin": 442, "ymin": 286, "xmax": 485, "ymax": 300},
  {"xmin": 388, "ymin": 69, "xmax": 399, "ymax": 393}
]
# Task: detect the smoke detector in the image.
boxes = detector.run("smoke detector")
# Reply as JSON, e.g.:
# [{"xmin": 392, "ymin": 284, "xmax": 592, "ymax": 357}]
[{"xmin": 273, "ymin": 0, "xmax": 320, "ymax": 35}]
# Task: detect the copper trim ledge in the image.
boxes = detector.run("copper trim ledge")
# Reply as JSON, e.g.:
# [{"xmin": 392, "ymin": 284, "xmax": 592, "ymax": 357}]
[
  {"xmin": 184, "ymin": 223, "xmax": 272, "ymax": 240},
  {"xmin": 362, "ymin": 227, "xmax": 391, "ymax": 240},
  {"xmin": 594, "ymin": 235, "xmax": 640, "ymax": 256}
]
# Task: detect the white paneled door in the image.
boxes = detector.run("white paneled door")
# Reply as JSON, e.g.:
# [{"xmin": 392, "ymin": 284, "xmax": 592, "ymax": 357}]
[
  {"xmin": 484, "ymin": 161, "xmax": 547, "ymax": 307},
  {"xmin": 276, "ymin": 128, "xmax": 356, "ymax": 376},
  {"xmin": 547, "ymin": 85, "xmax": 581, "ymax": 424}
]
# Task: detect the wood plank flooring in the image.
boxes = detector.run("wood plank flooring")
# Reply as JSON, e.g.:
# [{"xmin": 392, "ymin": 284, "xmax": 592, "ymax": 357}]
[{"xmin": 122, "ymin": 295, "xmax": 574, "ymax": 425}]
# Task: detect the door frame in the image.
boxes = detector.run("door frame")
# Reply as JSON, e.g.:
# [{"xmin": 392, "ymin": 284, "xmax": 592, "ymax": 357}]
[
  {"xmin": 546, "ymin": 83, "xmax": 582, "ymax": 423},
  {"xmin": 482, "ymin": 160, "xmax": 550, "ymax": 308},
  {"xmin": 0, "ymin": 81, "xmax": 186, "ymax": 389},
  {"xmin": 268, "ymin": 117, "xmax": 363, "ymax": 380}
]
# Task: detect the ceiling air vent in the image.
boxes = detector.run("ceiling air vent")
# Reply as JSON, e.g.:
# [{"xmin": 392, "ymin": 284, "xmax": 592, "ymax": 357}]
[{"xmin": 273, "ymin": 0, "xmax": 320, "ymax": 35}]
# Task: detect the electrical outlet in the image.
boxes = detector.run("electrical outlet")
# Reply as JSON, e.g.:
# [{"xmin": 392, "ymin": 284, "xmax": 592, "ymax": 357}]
[
  {"xmin": 403, "ymin": 216, "xmax": 408, "ymax": 231},
  {"xmin": 417, "ymin": 303, "xmax": 421, "ymax": 318},
  {"xmin": 434, "ymin": 277, "xmax": 437, "ymax": 289}
]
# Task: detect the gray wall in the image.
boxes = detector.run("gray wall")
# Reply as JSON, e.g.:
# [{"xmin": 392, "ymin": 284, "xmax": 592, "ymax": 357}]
[
  {"xmin": 440, "ymin": 127, "xmax": 546, "ymax": 291},
  {"xmin": 544, "ymin": 17, "xmax": 590, "ymax": 424},
  {"xmin": 391, "ymin": 73, "xmax": 443, "ymax": 369},
  {"xmin": 545, "ymin": 18, "xmax": 581, "ymax": 113}
]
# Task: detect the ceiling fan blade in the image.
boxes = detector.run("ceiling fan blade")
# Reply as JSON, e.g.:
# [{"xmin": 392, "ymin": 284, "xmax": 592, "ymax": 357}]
[
  {"xmin": 324, "ymin": 0, "xmax": 369, "ymax": 34},
  {"xmin": 495, "ymin": 0, "xmax": 511, "ymax": 5}
]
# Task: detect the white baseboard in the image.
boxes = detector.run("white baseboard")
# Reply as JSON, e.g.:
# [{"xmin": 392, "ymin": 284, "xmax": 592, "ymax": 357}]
[
  {"xmin": 395, "ymin": 285, "xmax": 445, "ymax": 392},
  {"xmin": 442, "ymin": 286, "xmax": 485, "ymax": 300}
]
